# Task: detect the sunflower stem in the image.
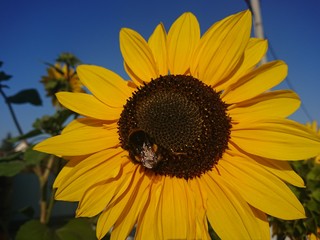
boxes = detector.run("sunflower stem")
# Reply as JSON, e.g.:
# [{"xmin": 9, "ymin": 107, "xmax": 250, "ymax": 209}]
[
  {"xmin": 39, "ymin": 180, "xmax": 47, "ymax": 224},
  {"xmin": 38, "ymin": 155, "xmax": 55, "ymax": 224},
  {"xmin": 45, "ymin": 188, "xmax": 56, "ymax": 224}
]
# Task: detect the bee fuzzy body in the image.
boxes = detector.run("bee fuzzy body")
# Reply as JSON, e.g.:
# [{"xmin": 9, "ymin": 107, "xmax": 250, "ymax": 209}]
[{"xmin": 128, "ymin": 129, "xmax": 162, "ymax": 169}]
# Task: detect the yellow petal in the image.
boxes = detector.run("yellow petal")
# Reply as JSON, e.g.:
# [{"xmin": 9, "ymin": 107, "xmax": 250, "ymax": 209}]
[
  {"xmin": 148, "ymin": 23, "xmax": 168, "ymax": 76},
  {"xmin": 34, "ymin": 124, "xmax": 119, "ymax": 156},
  {"xmin": 218, "ymin": 153, "xmax": 306, "ymax": 219},
  {"xmin": 120, "ymin": 28, "xmax": 158, "ymax": 82},
  {"xmin": 61, "ymin": 118, "xmax": 116, "ymax": 134},
  {"xmin": 192, "ymin": 10, "xmax": 251, "ymax": 86},
  {"xmin": 190, "ymin": 13, "xmax": 229, "ymax": 78},
  {"xmin": 203, "ymin": 172, "xmax": 261, "ymax": 239},
  {"xmin": 157, "ymin": 177, "xmax": 196, "ymax": 239},
  {"xmin": 56, "ymin": 148, "xmax": 124, "ymax": 201},
  {"xmin": 228, "ymin": 90, "xmax": 300, "ymax": 122},
  {"xmin": 222, "ymin": 60, "xmax": 288, "ymax": 104},
  {"xmin": 123, "ymin": 62, "xmax": 144, "ymax": 87},
  {"xmin": 53, "ymin": 157, "xmax": 83, "ymax": 189},
  {"xmin": 231, "ymin": 119, "xmax": 320, "ymax": 160},
  {"xmin": 228, "ymin": 146, "xmax": 305, "ymax": 187},
  {"xmin": 135, "ymin": 175, "xmax": 164, "ymax": 240},
  {"xmin": 52, "ymin": 155, "xmax": 88, "ymax": 188},
  {"xmin": 53, "ymin": 167, "xmax": 71, "ymax": 190},
  {"xmin": 183, "ymin": 180, "xmax": 198, "ymax": 239},
  {"xmin": 251, "ymin": 207, "xmax": 271, "ymax": 240},
  {"xmin": 76, "ymin": 160, "xmax": 136, "ymax": 218},
  {"xmin": 189, "ymin": 179, "xmax": 211, "ymax": 240},
  {"xmin": 256, "ymin": 158, "xmax": 305, "ymax": 188},
  {"xmin": 96, "ymin": 200, "xmax": 129, "ymax": 239},
  {"xmin": 216, "ymin": 38, "xmax": 268, "ymax": 91},
  {"xmin": 76, "ymin": 172, "xmax": 127, "ymax": 217},
  {"xmin": 56, "ymin": 92, "xmax": 121, "ymax": 120},
  {"xmin": 77, "ymin": 65, "xmax": 131, "ymax": 108},
  {"xmin": 96, "ymin": 166, "xmax": 147, "ymax": 240},
  {"xmin": 110, "ymin": 168, "xmax": 150, "ymax": 240},
  {"xmin": 167, "ymin": 12, "xmax": 200, "ymax": 75}
]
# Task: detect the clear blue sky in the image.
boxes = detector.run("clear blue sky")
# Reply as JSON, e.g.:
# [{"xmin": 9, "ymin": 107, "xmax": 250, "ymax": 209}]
[{"xmin": 1, "ymin": 0, "xmax": 320, "ymax": 140}]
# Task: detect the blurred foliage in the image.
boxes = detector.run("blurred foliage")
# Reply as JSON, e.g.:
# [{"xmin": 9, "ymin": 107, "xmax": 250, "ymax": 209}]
[
  {"xmin": 270, "ymin": 158, "xmax": 320, "ymax": 240},
  {"xmin": 0, "ymin": 134, "xmax": 15, "ymax": 239},
  {"xmin": 0, "ymin": 55, "xmax": 92, "ymax": 239},
  {"xmin": 15, "ymin": 218, "xmax": 96, "ymax": 240},
  {"xmin": 33, "ymin": 109, "xmax": 74, "ymax": 136},
  {"xmin": 0, "ymin": 134, "xmax": 14, "ymax": 155}
]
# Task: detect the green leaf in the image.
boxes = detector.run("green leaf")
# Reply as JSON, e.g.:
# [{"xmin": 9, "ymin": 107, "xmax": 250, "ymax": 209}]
[
  {"xmin": 0, "ymin": 71, "xmax": 12, "ymax": 81},
  {"xmin": 15, "ymin": 220, "xmax": 55, "ymax": 240},
  {"xmin": 55, "ymin": 218, "xmax": 96, "ymax": 240},
  {"xmin": 32, "ymin": 109, "xmax": 74, "ymax": 136},
  {"xmin": 24, "ymin": 147, "xmax": 49, "ymax": 166},
  {"xmin": 7, "ymin": 89, "xmax": 42, "ymax": 106},
  {"xmin": 311, "ymin": 189, "xmax": 320, "ymax": 202},
  {"xmin": 306, "ymin": 198, "xmax": 319, "ymax": 213},
  {"xmin": 307, "ymin": 165, "xmax": 320, "ymax": 181},
  {"xmin": 9, "ymin": 129, "xmax": 42, "ymax": 143},
  {"xmin": 19, "ymin": 206, "xmax": 35, "ymax": 219},
  {"xmin": 0, "ymin": 161, "xmax": 25, "ymax": 176},
  {"xmin": 0, "ymin": 151, "xmax": 22, "ymax": 162}
]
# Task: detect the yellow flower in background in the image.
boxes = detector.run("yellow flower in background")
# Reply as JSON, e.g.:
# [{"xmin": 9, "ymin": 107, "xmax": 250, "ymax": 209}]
[
  {"xmin": 35, "ymin": 10, "xmax": 320, "ymax": 239},
  {"xmin": 309, "ymin": 228, "xmax": 320, "ymax": 240},
  {"xmin": 306, "ymin": 121, "xmax": 320, "ymax": 135},
  {"xmin": 41, "ymin": 62, "xmax": 85, "ymax": 106},
  {"xmin": 307, "ymin": 121, "xmax": 320, "ymax": 163}
]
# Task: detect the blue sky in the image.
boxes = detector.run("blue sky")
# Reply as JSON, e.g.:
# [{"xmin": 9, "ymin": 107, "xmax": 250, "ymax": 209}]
[{"xmin": 1, "ymin": 0, "xmax": 320, "ymax": 140}]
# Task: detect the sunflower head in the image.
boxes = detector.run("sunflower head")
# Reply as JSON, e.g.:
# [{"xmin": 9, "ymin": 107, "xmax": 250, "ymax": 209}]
[
  {"xmin": 41, "ymin": 55, "xmax": 84, "ymax": 107},
  {"xmin": 34, "ymin": 10, "xmax": 320, "ymax": 240},
  {"xmin": 118, "ymin": 74, "xmax": 231, "ymax": 179}
]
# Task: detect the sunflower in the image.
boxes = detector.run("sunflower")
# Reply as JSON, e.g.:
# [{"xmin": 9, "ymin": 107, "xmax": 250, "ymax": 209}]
[
  {"xmin": 309, "ymin": 229, "xmax": 320, "ymax": 240},
  {"xmin": 34, "ymin": 10, "xmax": 320, "ymax": 239},
  {"xmin": 306, "ymin": 121, "xmax": 320, "ymax": 163},
  {"xmin": 41, "ymin": 62, "xmax": 85, "ymax": 106}
]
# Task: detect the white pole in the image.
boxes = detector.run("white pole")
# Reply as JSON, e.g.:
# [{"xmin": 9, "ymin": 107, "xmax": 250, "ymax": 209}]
[{"xmin": 250, "ymin": 0, "xmax": 268, "ymax": 64}]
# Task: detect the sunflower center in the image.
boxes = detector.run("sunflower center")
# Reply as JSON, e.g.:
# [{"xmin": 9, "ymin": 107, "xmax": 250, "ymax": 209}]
[
  {"xmin": 118, "ymin": 75, "xmax": 231, "ymax": 179},
  {"xmin": 136, "ymin": 91, "xmax": 202, "ymax": 152}
]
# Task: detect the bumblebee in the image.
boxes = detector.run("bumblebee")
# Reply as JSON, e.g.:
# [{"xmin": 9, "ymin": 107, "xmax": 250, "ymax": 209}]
[{"xmin": 127, "ymin": 129, "xmax": 162, "ymax": 169}]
